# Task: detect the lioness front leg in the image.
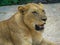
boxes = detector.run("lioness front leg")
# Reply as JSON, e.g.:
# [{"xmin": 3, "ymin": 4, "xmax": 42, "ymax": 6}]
[{"xmin": 40, "ymin": 39, "xmax": 56, "ymax": 45}]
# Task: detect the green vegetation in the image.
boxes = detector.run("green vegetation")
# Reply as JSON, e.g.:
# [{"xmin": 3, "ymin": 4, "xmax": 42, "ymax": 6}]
[
  {"xmin": 0, "ymin": 0, "xmax": 33, "ymax": 6},
  {"xmin": 0, "ymin": 0, "xmax": 60, "ymax": 6}
]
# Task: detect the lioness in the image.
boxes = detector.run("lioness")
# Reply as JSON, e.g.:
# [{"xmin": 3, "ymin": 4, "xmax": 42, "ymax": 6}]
[{"xmin": 0, "ymin": 3, "xmax": 55, "ymax": 45}]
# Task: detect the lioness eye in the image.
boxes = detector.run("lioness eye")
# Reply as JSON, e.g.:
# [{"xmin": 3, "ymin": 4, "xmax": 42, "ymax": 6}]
[{"xmin": 32, "ymin": 11, "xmax": 38, "ymax": 15}]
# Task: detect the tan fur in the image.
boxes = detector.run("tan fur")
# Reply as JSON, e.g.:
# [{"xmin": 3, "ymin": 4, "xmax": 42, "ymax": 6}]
[{"xmin": 0, "ymin": 3, "xmax": 56, "ymax": 45}]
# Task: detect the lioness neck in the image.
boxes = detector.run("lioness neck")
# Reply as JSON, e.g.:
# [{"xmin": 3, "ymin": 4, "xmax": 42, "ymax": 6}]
[
  {"xmin": 4, "ymin": 12, "xmax": 28, "ymax": 31},
  {"xmin": 11, "ymin": 12, "xmax": 29, "ymax": 30}
]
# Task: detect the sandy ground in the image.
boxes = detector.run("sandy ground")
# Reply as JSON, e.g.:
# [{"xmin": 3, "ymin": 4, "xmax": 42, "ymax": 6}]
[{"xmin": 0, "ymin": 3, "xmax": 60, "ymax": 45}]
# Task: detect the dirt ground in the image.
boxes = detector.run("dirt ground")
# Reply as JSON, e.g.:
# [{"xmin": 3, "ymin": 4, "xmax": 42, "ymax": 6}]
[
  {"xmin": 0, "ymin": 3, "xmax": 60, "ymax": 45},
  {"xmin": 43, "ymin": 3, "xmax": 60, "ymax": 45}
]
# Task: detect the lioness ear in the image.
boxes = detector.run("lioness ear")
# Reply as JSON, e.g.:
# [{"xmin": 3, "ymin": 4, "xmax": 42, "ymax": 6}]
[
  {"xmin": 38, "ymin": 3, "xmax": 44, "ymax": 9},
  {"xmin": 18, "ymin": 6, "xmax": 29, "ymax": 14}
]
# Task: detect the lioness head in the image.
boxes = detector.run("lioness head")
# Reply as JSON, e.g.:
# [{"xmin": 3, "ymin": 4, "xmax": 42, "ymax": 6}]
[{"xmin": 18, "ymin": 3, "xmax": 47, "ymax": 31}]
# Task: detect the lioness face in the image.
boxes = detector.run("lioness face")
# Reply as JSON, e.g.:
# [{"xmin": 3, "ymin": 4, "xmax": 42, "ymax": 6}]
[{"xmin": 18, "ymin": 3, "xmax": 47, "ymax": 31}]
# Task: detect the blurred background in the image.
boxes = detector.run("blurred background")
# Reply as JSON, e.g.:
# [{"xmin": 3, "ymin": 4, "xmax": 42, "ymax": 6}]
[
  {"xmin": 0, "ymin": 0, "xmax": 60, "ymax": 45},
  {"xmin": 0, "ymin": 0, "xmax": 60, "ymax": 6}
]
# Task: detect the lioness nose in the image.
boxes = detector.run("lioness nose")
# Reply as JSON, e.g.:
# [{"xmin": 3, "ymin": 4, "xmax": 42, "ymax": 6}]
[{"xmin": 42, "ymin": 19, "xmax": 47, "ymax": 21}]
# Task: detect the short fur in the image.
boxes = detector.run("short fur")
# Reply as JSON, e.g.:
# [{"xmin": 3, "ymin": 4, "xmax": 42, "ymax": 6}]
[{"xmin": 0, "ymin": 3, "xmax": 55, "ymax": 45}]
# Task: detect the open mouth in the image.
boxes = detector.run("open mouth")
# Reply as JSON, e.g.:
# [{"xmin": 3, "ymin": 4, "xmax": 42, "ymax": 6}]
[{"xmin": 35, "ymin": 25, "xmax": 44, "ymax": 31}]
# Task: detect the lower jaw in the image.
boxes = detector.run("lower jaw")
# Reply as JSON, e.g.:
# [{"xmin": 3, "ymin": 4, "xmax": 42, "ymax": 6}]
[
  {"xmin": 35, "ymin": 28, "xmax": 44, "ymax": 31},
  {"xmin": 36, "ymin": 29, "xmax": 44, "ymax": 31}
]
